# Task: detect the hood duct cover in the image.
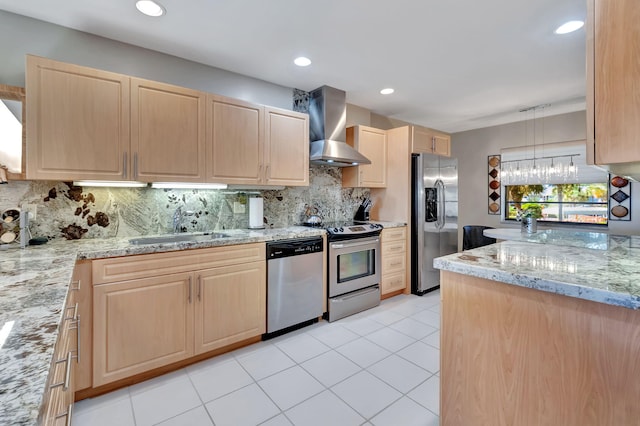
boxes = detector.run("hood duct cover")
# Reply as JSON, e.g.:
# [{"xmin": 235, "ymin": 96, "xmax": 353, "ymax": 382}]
[{"xmin": 308, "ymin": 86, "xmax": 371, "ymax": 167}]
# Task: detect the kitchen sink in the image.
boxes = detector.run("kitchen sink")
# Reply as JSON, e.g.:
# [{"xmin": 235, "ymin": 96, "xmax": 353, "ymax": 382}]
[{"xmin": 129, "ymin": 232, "xmax": 230, "ymax": 245}]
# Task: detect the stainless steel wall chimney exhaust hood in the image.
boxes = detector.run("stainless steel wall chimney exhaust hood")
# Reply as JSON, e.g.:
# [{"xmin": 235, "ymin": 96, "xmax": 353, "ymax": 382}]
[{"xmin": 309, "ymin": 86, "xmax": 371, "ymax": 167}]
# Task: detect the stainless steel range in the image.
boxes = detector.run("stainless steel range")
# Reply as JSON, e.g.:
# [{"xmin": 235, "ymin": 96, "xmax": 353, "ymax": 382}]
[{"xmin": 303, "ymin": 221, "xmax": 383, "ymax": 322}]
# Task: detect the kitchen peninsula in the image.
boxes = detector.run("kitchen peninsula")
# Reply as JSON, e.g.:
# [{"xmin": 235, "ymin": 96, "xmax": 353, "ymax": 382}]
[
  {"xmin": 434, "ymin": 230, "xmax": 640, "ymax": 425},
  {"xmin": 0, "ymin": 227, "xmax": 325, "ymax": 426}
]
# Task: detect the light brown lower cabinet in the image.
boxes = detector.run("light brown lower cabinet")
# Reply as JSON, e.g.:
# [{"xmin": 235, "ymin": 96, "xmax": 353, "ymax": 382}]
[
  {"xmin": 93, "ymin": 272, "xmax": 195, "ymax": 386},
  {"xmin": 92, "ymin": 244, "xmax": 266, "ymax": 387},
  {"xmin": 39, "ymin": 284, "xmax": 79, "ymax": 425},
  {"xmin": 381, "ymin": 227, "xmax": 408, "ymax": 296},
  {"xmin": 73, "ymin": 260, "xmax": 92, "ymax": 394},
  {"xmin": 195, "ymin": 262, "xmax": 266, "ymax": 354}
]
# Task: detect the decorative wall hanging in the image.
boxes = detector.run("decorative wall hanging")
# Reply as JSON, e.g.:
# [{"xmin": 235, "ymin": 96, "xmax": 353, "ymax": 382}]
[
  {"xmin": 488, "ymin": 155, "xmax": 501, "ymax": 215},
  {"xmin": 609, "ymin": 175, "xmax": 631, "ymax": 221}
]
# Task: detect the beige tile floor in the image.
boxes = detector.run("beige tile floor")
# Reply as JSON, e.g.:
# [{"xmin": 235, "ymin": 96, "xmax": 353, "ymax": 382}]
[{"xmin": 72, "ymin": 290, "xmax": 441, "ymax": 426}]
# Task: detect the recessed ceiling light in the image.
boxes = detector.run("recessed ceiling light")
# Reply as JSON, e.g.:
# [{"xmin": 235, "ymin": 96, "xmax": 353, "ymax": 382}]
[
  {"xmin": 554, "ymin": 20, "xmax": 584, "ymax": 34},
  {"xmin": 294, "ymin": 57, "xmax": 311, "ymax": 67},
  {"xmin": 380, "ymin": 88, "xmax": 395, "ymax": 95},
  {"xmin": 136, "ymin": 0, "xmax": 165, "ymax": 17}
]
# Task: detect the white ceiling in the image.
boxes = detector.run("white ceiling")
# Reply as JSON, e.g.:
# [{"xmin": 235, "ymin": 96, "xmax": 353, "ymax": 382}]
[{"xmin": 0, "ymin": 0, "xmax": 587, "ymax": 133}]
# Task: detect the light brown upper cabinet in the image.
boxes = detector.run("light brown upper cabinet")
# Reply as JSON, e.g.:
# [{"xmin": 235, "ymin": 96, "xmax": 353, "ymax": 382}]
[
  {"xmin": 27, "ymin": 56, "xmax": 309, "ymax": 186},
  {"xmin": 586, "ymin": 0, "xmax": 640, "ymax": 165},
  {"xmin": 263, "ymin": 106, "xmax": 309, "ymax": 186},
  {"xmin": 26, "ymin": 55, "xmax": 131, "ymax": 181},
  {"xmin": 206, "ymin": 95, "xmax": 309, "ymax": 186},
  {"xmin": 342, "ymin": 125, "xmax": 387, "ymax": 188},
  {"xmin": 131, "ymin": 78, "xmax": 206, "ymax": 182},
  {"xmin": 206, "ymin": 94, "xmax": 264, "ymax": 185},
  {"xmin": 411, "ymin": 125, "xmax": 451, "ymax": 157}
]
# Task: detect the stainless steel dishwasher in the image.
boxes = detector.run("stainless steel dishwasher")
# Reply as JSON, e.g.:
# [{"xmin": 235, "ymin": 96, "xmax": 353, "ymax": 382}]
[{"xmin": 266, "ymin": 237, "xmax": 324, "ymax": 335}]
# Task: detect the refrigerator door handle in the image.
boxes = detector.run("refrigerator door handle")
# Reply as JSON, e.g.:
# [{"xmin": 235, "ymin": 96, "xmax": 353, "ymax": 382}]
[{"xmin": 435, "ymin": 179, "xmax": 445, "ymax": 230}]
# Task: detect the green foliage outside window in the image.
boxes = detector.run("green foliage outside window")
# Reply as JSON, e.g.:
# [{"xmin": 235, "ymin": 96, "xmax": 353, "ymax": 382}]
[{"xmin": 505, "ymin": 183, "xmax": 608, "ymax": 225}]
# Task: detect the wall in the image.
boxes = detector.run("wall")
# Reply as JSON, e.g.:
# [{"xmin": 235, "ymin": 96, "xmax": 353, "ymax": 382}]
[
  {"xmin": 452, "ymin": 110, "xmax": 640, "ymax": 248},
  {"xmin": 0, "ymin": 11, "xmax": 292, "ymax": 108}
]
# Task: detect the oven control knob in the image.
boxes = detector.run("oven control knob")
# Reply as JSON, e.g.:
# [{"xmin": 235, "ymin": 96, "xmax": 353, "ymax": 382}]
[
  {"xmin": 333, "ymin": 228, "xmax": 339, "ymax": 233},
  {"xmin": 339, "ymin": 227, "xmax": 344, "ymax": 232},
  {"xmin": 369, "ymin": 224, "xmax": 375, "ymax": 229}
]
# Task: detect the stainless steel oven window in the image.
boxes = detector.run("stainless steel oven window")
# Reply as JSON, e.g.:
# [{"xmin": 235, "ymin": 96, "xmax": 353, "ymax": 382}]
[{"xmin": 337, "ymin": 249, "xmax": 375, "ymax": 283}]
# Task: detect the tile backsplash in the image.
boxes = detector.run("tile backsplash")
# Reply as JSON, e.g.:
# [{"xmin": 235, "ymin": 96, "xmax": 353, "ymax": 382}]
[{"xmin": 0, "ymin": 166, "xmax": 369, "ymax": 242}]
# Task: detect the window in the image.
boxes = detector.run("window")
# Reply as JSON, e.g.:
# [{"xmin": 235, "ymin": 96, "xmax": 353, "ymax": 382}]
[{"xmin": 505, "ymin": 183, "xmax": 608, "ymax": 225}]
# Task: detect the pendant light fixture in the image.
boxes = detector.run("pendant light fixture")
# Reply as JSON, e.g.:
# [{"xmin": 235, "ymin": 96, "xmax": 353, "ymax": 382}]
[{"xmin": 501, "ymin": 104, "xmax": 579, "ymax": 184}]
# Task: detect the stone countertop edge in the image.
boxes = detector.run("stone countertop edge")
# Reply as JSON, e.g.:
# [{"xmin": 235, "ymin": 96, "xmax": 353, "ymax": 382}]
[
  {"xmin": 433, "ymin": 241, "xmax": 640, "ymax": 311},
  {"xmin": 0, "ymin": 226, "xmax": 325, "ymax": 426},
  {"xmin": 369, "ymin": 221, "xmax": 406, "ymax": 228}
]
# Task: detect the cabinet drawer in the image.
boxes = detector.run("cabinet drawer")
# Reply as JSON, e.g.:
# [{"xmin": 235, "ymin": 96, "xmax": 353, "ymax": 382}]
[
  {"xmin": 383, "ymin": 253, "xmax": 406, "ymax": 274},
  {"xmin": 93, "ymin": 243, "xmax": 265, "ymax": 284},
  {"xmin": 382, "ymin": 240, "xmax": 406, "ymax": 257},
  {"xmin": 382, "ymin": 271, "xmax": 406, "ymax": 294},
  {"xmin": 382, "ymin": 227, "xmax": 406, "ymax": 242}
]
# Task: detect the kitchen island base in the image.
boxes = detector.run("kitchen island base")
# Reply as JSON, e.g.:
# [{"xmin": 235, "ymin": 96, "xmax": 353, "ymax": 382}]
[{"xmin": 441, "ymin": 270, "xmax": 640, "ymax": 426}]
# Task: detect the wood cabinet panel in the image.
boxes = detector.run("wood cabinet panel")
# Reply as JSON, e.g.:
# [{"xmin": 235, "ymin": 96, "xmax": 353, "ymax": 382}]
[
  {"xmin": 411, "ymin": 126, "xmax": 451, "ymax": 157},
  {"xmin": 432, "ymin": 133, "xmax": 451, "ymax": 157},
  {"xmin": 26, "ymin": 55, "xmax": 130, "ymax": 181},
  {"xmin": 91, "ymin": 243, "xmax": 266, "ymax": 387},
  {"xmin": 39, "ymin": 285, "xmax": 77, "ymax": 425},
  {"xmin": 380, "ymin": 227, "xmax": 407, "ymax": 296},
  {"xmin": 342, "ymin": 126, "xmax": 387, "ymax": 188},
  {"xmin": 73, "ymin": 260, "xmax": 92, "ymax": 393},
  {"xmin": 131, "ymin": 78, "xmax": 205, "ymax": 182},
  {"xmin": 27, "ymin": 56, "xmax": 308, "ymax": 186},
  {"xmin": 590, "ymin": 0, "xmax": 640, "ymax": 164},
  {"xmin": 264, "ymin": 107, "xmax": 309, "ymax": 186},
  {"xmin": 441, "ymin": 270, "xmax": 640, "ymax": 425},
  {"xmin": 93, "ymin": 273, "xmax": 194, "ymax": 386},
  {"xmin": 206, "ymin": 94, "xmax": 263, "ymax": 184},
  {"xmin": 195, "ymin": 261, "xmax": 266, "ymax": 354},
  {"xmin": 382, "ymin": 227, "xmax": 406, "ymax": 242},
  {"xmin": 93, "ymin": 243, "xmax": 265, "ymax": 284},
  {"xmin": 381, "ymin": 271, "xmax": 406, "ymax": 294}
]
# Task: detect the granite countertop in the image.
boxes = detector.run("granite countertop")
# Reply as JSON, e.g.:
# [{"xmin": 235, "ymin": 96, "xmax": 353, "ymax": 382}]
[
  {"xmin": 0, "ymin": 226, "xmax": 325, "ymax": 426},
  {"xmin": 369, "ymin": 220, "xmax": 406, "ymax": 229},
  {"xmin": 434, "ymin": 229, "xmax": 640, "ymax": 310}
]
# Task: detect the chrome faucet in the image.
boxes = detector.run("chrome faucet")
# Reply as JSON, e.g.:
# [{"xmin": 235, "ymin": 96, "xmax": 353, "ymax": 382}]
[{"xmin": 172, "ymin": 206, "xmax": 195, "ymax": 233}]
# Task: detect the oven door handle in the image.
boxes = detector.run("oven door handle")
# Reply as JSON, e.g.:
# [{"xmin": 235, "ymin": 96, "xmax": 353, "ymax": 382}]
[{"xmin": 331, "ymin": 238, "xmax": 380, "ymax": 249}]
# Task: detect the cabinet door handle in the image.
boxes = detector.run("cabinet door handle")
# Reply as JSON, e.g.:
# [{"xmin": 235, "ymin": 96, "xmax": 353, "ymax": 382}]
[
  {"xmin": 123, "ymin": 153, "xmax": 128, "ymax": 179},
  {"xmin": 51, "ymin": 351, "xmax": 73, "ymax": 391},
  {"xmin": 266, "ymin": 165, "xmax": 270, "ymax": 181},
  {"xmin": 432, "ymin": 136, "xmax": 436, "ymax": 152},
  {"xmin": 70, "ymin": 280, "xmax": 81, "ymax": 291},
  {"xmin": 55, "ymin": 403, "xmax": 73, "ymax": 426},
  {"xmin": 188, "ymin": 276, "xmax": 193, "ymax": 304},
  {"xmin": 133, "ymin": 152, "xmax": 138, "ymax": 179},
  {"xmin": 68, "ymin": 315, "xmax": 81, "ymax": 363},
  {"xmin": 75, "ymin": 316, "xmax": 81, "ymax": 363},
  {"xmin": 197, "ymin": 276, "xmax": 201, "ymax": 301},
  {"xmin": 65, "ymin": 303, "xmax": 79, "ymax": 321}
]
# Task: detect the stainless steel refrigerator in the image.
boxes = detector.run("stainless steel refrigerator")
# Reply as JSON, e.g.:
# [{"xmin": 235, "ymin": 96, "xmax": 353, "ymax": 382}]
[{"xmin": 411, "ymin": 153, "xmax": 458, "ymax": 295}]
